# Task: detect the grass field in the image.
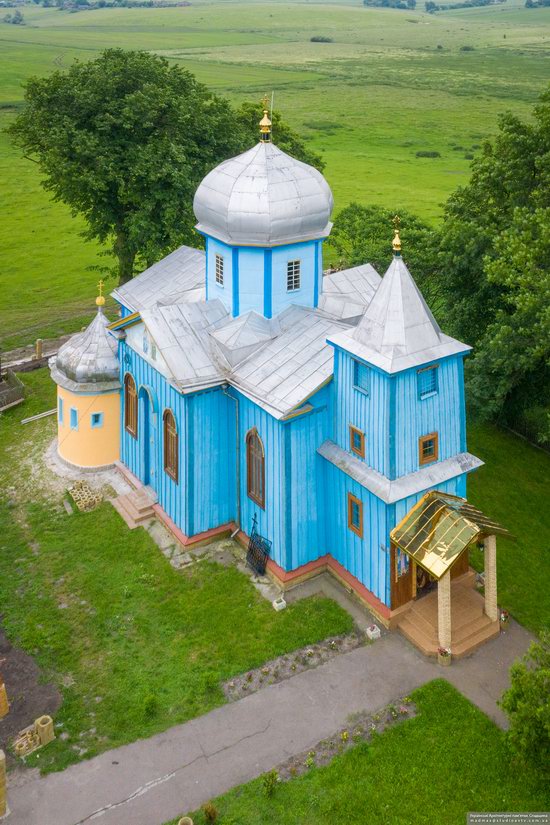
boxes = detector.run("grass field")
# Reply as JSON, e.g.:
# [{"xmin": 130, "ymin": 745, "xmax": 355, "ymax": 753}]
[
  {"xmin": 165, "ymin": 680, "xmax": 549, "ymax": 825},
  {"xmin": 1, "ymin": 0, "xmax": 550, "ymax": 346},
  {"xmin": 0, "ymin": 369, "xmax": 353, "ymax": 773}
]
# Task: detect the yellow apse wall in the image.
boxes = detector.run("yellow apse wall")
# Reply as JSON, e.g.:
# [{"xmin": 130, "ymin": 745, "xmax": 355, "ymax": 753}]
[{"xmin": 57, "ymin": 386, "xmax": 120, "ymax": 468}]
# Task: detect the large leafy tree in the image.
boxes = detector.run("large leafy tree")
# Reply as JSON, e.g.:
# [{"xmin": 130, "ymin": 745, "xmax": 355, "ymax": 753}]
[
  {"xmin": 9, "ymin": 51, "xmax": 319, "ymax": 285},
  {"xmin": 499, "ymin": 631, "xmax": 550, "ymax": 776},
  {"xmin": 438, "ymin": 86, "xmax": 550, "ymax": 443},
  {"xmin": 327, "ymin": 203, "xmax": 443, "ymax": 313}
]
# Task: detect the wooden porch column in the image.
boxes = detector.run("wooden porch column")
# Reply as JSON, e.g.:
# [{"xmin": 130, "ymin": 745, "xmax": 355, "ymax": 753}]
[
  {"xmin": 437, "ymin": 569, "xmax": 452, "ymax": 650},
  {"xmin": 484, "ymin": 534, "xmax": 498, "ymax": 621}
]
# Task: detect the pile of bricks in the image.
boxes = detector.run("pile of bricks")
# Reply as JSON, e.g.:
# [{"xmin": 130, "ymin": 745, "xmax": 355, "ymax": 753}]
[{"xmin": 68, "ymin": 481, "xmax": 102, "ymax": 512}]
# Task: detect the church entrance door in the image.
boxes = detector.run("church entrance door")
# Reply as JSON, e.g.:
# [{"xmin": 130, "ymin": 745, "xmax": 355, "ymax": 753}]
[{"xmin": 390, "ymin": 543, "xmax": 413, "ymax": 609}]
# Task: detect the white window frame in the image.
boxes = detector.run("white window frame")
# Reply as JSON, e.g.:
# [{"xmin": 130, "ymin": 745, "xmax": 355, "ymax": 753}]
[
  {"xmin": 286, "ymin": 260, "xmax": 301, "ymax": 292},
  {"xmin": 215, "ymin": 254, "xmax": 224, "ymax": 286}
]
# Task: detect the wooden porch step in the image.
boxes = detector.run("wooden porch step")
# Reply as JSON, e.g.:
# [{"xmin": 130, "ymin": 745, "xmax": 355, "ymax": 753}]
[
  {"xmin": 452, "ymin": 618, "xmax": 500, "ymax": 658},
  {"xmin": 398, "ymin": 616, "xmax": 438, "ymax": 656}
]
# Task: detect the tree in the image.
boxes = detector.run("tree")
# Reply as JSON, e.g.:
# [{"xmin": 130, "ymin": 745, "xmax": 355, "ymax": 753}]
[
  {"xmin": 9, "ymin": 51, "xmax": 319, "ymax": 285},
  {"xmin": 436, "ymin": 85, "xmax": 550, "ymax": 443},
  {"xmin": 499, "ymin": 631, "xmax": 550, "ymax": 776},
  {"xmin": 327, "ymin": 203, "xmax": 444, "ymax": 313}
]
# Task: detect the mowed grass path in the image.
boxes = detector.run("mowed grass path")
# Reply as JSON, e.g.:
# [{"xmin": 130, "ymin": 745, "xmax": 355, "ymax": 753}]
[
  {"xmin": 165, "ymin": 680, "xmax": 549, "ymax": 825},
  {"xmin": 1, "ymin": 0, "xmax": 549, "ymax": 346},
  {"xmin": 0, "ymin": 369, "xmax": 353, "ymax": 773}
]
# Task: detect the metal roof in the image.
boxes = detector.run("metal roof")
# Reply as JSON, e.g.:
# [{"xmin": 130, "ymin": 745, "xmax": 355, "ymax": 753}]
[
  {"xmin": 390, "ymin": 491, "xmax": 510, "ymax": 579},
  {"xmin": 112, "ymin": 245, "xmax": 205, "ymax": 313},
  {"xmin": 328, "ymin": 254, "xmax": 470, "ymax": 373},
  {"xmin": 50, "ymin": 308, "xmax": 120, "ymax": 392},
  {"xmin": 318, "ymin": 440, "xmax": 483, "ymax": 504},
  {"xmin": 318, "ymin": 264, "xmax": 381, "ymax": 321},
  {"xmin": 193, "ymin": 142, "xmax": 333, "ymax": 247}
]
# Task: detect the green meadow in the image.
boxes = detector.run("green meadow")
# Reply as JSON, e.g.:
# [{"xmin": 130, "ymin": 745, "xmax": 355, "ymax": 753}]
[{"xmin": 1, "ymin": 0, "xmax": 550, "ymax": 346}]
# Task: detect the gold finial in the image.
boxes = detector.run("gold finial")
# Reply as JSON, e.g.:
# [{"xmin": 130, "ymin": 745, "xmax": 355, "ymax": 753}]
[
  {"xmin": 392, "ymin": 214, "xmax": 401, "ymax": 255},
  {"xmin": 259, "ymin": 94, "xmax": 272, "ymax": 143},
  {"xmin": 96, "ymin": 279, "xmax": 106, "ymax": 307}
]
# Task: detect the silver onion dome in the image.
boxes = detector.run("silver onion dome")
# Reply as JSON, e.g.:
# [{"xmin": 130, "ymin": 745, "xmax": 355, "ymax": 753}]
[
  {"xmin": 193, "ymin": 141, "xmax": 334, "ymax": 246},
  {"xmin": 50, "ymin": 307, "xmax": 120, "ymax": 392}
]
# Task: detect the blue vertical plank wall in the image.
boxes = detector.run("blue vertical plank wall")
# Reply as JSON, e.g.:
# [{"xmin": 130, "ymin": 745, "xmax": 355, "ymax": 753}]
[
  {"xmin": 394, "ymin": 355, "xmax": 466, "ymax": 477},
  {"xmin": 206, "ymin": 237, "xmax": 234, "ymax": 315},
  {"xmin": 271, "ymin": 241, "xmax": 317, "ymax": 317},
  {"xmin": 235, "ymin": 391, "xmax": 286, "ymax": 564},
  {"xmin": 237, "ymin": 248, "xmax": 266, "ymax": 316},
  {"xmin": 320, "ymin": 458, "xmax": 389, "ymax": 605},
  {"xmin": 285, "ymin": 383, "xmax": 331, "ymax": 570},
  {"xmin": 331, "ymin": 347, "xmax": 391, "ymax": 476},
  {"xmin": 119, "ymin": 339, "xmax": 187, "ymax": 531},
  {"xmin": 187, "ymin": 387, "xmax": 236, "ymax": 536}
]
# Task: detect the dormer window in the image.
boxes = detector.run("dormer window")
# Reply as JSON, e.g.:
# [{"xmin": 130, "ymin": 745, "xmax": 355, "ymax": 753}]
[
  {"xmin": 287, "ymin": 260, "xmax": 301, "ymax": 292},
  {"xmin": 215, "ymin": 254, "xmax": 224, "ymax": 286},
  {"xmin": 418, "ymin": 365, "xmax": 439, "ymax": 400}
]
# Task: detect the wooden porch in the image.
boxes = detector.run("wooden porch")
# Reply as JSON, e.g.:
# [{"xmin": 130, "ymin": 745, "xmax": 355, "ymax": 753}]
[{"xmin": 397, "ymin": 571, "xmax": 500, "ymax": 658}]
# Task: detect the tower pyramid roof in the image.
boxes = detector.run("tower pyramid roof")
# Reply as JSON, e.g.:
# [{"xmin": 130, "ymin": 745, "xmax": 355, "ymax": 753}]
[{"xmin": 328, "ymin": 254, "xmax": 470, "ymax": 373}]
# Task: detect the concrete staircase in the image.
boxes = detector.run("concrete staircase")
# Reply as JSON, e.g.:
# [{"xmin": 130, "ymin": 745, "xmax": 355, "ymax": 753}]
[
  {"xmin": 111, "ymin": 487, "xmax": 157, "ymax": 530},
  {"xmin": 397, "ymin": 575, "xmax": 500, "ymax": 658}
]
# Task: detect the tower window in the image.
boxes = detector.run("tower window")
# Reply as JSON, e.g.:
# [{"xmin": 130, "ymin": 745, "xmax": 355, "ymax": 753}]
[
  {"xmin": 418, "ymin": 365, "xmax": 439, "ymax": 400},
  {"xmin": 163, "ymin": 409, "xmax": 178, "ymax": 483},
  {"xmin": 347, "ymin": 493, "xmax": 363, "ymax": 538},
  {"xmin": 58, "ymin": 397, "xmax": 64, "ymax": 425},
  {"xmin": 286, "ymin": 260, "xmax": 301, "ymax": 292},
  {"xmin": 419, "ymin": 432, "xmax": 439, "ymax": 466},
  {"xmin": 353, "ymin": 360, "xmax": 370, "ymax": 395},
  {"xmin": 124, "ymin": 374, "xmax": 138, "ymax": 438},
  {"xmin": 246, "ymin": 428, "xmax": 265, "ymax": 509},
  {"xmin": 215, "ymin": 254, "xmax": 224, "ymax": 286},
  {"xmin": 91, "ymin": 412, "xmax": 104, "ymax": 429},
  {"xmin": 70, "ymin": 408, "xmax": 78, "ymax": 431},
  {"xmin": 349, "ymin": 425, "xmax": 365, "ymax": 458}
]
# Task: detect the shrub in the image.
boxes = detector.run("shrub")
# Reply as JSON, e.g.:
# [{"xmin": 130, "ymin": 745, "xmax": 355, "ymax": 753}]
[
  {"xmin": 416, "ymin": 150, "xmax": 441, "ymax": 158},
  {"xmin": 310, "ymin": 35, "xmax": 333, "ymax": 42},
  {"xmin": 460, "ymin": 45, "xmax": 475, "ymax": 51},
  {"xmin": 464, "ymin": 153, "xmax": 474, "ymax": 159},
  {"xmin": 499, "ymin": 631, "xmax": 550, "ymax": 776},
  {"xmin": 202, "ymin": 802, "xmax": 219, "ymax": 823},
  {"xmin": 262, "ymin": 769, "xmax": 279, "ymax": 797}
]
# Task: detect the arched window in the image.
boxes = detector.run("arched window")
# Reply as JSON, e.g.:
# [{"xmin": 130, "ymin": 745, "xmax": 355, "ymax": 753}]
[
  {"xmin": 124, "ymin": 374, "xmax": 138, "ymax": 438},
  {"xmin": 246, "ymin": 429, "xmax": 265, "ymax": 509},
  {"xmin": 163, "ymin": 409, "xmax": 178, "ymax": 483}
]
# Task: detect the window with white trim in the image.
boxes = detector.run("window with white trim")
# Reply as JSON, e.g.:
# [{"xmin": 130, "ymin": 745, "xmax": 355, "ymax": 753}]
[
  {"xmin": 286, "ymin": 260, "xmax": 301, "ymax": 292},
  {"xmin": 215, "ymin": 254, "xmax": 224, "ymax": 286}
]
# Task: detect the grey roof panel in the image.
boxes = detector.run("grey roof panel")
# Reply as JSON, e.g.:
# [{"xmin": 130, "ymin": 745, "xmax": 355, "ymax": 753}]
[
  {"xmin": 112, "ymin": 245, "xmax": 205, "ymax": 312},
  {"xmin": 318, "ymin": 440, "xmax": 483, "ymax": 504}
]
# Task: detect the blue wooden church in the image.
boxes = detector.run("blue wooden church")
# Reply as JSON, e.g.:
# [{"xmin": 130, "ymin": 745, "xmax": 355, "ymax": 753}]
[{"xmin": 55, "ymin": 104, "xmax": 506, "ymax": 655}]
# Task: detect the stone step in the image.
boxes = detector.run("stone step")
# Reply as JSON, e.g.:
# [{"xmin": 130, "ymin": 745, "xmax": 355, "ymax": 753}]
[
  {"xmin": 453, "ymin": 613, "xmax": 496, "ymax": 648},
  {"xmin": 452, "ymin": 619, "xmax": 500, "ymax": 658},
  {"xmin": 111, "ymin": 496, "xmax": 139, "ymax": 530},
  {"xmin": 398, "ymin": 617, "xmax": 438, "ymax": 656},
  {"xmin": 111, "ymin": 494, "xmax": 155, "ymax": 529},
  {"xmin": 128, "ymin": 491, "xmax": 157, "ymax": 515}
]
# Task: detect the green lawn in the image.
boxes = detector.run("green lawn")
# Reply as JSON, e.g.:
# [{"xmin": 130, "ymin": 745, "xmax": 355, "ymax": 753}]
[
  {"xmin": 467, "ymin": 423, "xmax": 550, "ymax": 635},
  {"xmin": 164, "ymin": 680, "xmax": 549, "ymax": 825},
  {"xmin": 0, "ymin": 369, "xmax": 353, "ymax": 773},
  {"xmin": 1, "ymin": 0, "xmax": 549, "ymax": 346}
]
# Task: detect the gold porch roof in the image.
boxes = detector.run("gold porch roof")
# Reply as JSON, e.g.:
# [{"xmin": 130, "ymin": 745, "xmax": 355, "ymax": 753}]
[{"xmin": 390, "ymin": 491, "xmax": 510, "ymax": 580}]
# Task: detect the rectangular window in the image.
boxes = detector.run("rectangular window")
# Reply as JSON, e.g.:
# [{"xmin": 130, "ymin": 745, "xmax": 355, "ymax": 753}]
[
  {"xmin": 419, "ymin": 432, "xmax": 439, "ymax": 466},
  {"xmin": 417, "ymin": 365, "xmax": 439, "ymax": 400},
  {"xmin": 349, "ymin": 425, "xmax": 365, "ymax": 458},
  {"xmin": 151, "ymin": 341, "xmax": 157, "ymax": 361},
  {"xmin": 286, "ymin": 260, "xmax": 301, "ymax": 292},
  {"xmin": 58, "ymin": 397, "xmax": 64, "ymax": 425},
  {"xmin": 70, "ymin": 408, "xmax": 78, "ymax": 431},
  {"xmin": 91, "ymin": 412, "xmax": 104, "ymax": 429},
  {"xmin": 215, "ymin": 254, "xmax": 224, "ymax": 286},
  {"xmin": 353, "ymin": 360, "xmax": 370, "ymax": 395},
  {"xmin": 347, "ymin": 493, "xmax": 363, "ymax": 539}
]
